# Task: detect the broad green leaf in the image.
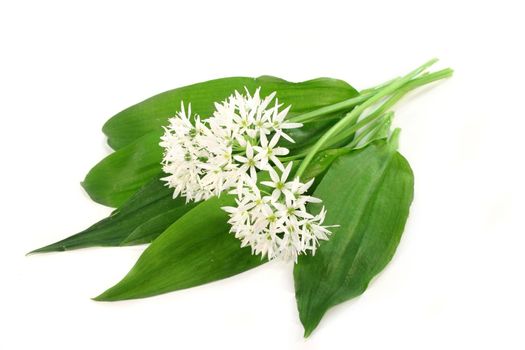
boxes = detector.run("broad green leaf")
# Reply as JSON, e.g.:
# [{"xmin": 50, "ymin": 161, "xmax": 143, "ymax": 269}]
[
  {"xmin": 29, "ymin": 177, "xmax": 194, "ymax": 253},
  {"xmin": 103, "ymin": 76, "xmax": 358, "ymax": 150},
  {"xmin": 300, "ymin": 148, "xmax": 349, "ymax": 185},
  {"xmin": 294, "ymin": 138, "xmax": 414, "ymax": 337},
  {"xmin": 93, "ymin": 156, "xmax": 351, "ymax": 301},
  {"xmin": 81, "ymin": 132, "xmax": 164, "ymax": 207},
  {"xmin": 120, "ymin": 205, "xmax": 194, "ymax": 245},
  {"xmin": 94, "ymin": 195, "xmax": 263, "ymax": 301},
  {"xmin": 31, "ymin": 149, "xmax": 341, "ymax": 254},
  {"xmin": 87, "ymin": 118, "xmax": 343, "ymax": 209},
  {"xmin": 86, "ymin": 79, "xmax": 359, "ymax": 207}
]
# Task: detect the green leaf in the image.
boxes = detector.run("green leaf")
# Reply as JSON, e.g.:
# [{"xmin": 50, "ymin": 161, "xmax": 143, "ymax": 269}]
[
  {"xmin": 32, "ymin": 146, "xmax": 343, "ymax": 254},
  {"xmin": 86, "ymin": 78, "xmax": 359, "ymax": 207},
  {"xmin": 94, "ymin": 195, "xmax": 264, "ymax": 301},
  {"xmin": 120, "ymin": 205, "xmax": 194, "ymax": 245},
  {"xmin": 300, "ymin": 148, "xmax": 349, "ymax": 184},
  {"xmin": 29, "ymin": 176, "xmax": 194, "ymax": 253},
  {"xmin": 293, "ymin": 138, "xmax": 414, "ymax": 337},
  {"xmin": 81, "ymin": 132, "xmax": 164, "ymax": 207},
  {"xmin": 93, "ymin": 155, "xmax": 350, "ymax": 301},
  {"xmin": 103, "ymin": 76, "xmax": 358, "ymax": 150}
]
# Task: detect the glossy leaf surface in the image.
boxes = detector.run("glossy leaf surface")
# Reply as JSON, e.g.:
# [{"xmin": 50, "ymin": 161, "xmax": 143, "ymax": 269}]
[
  {"xmin": 120, "ymin": 205, "xmax": 195, "ymax": 246},
  {"xmin": 87, "ymin": 77, "xmax": 358, "ymax": 207},
  {"xmin": 94, "ymin": 195, "xmax": 263, "ymax": 301},
  {"xmin": 103, "ymin": 76, "xmax": 358, "ymax": 150},
  {"xmin": 294, "ymin": 139, "xmax": 414, "ymax": 337},
  {"xmin": 81, "ymin": 132, "xmax": 164, "ymax": 208},
  {"xmin": 93, "ymin": 153, "xmax": 345, "ymax": 301},
  {"xmin": 30, "ymin": 177, "xmax": 194, "ymax": 253}
]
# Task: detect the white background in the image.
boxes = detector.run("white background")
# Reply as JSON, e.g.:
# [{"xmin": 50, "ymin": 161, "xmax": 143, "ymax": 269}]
[{"xmin": 1, "ymin": 0, "xmax": 524, "ymax": 349}]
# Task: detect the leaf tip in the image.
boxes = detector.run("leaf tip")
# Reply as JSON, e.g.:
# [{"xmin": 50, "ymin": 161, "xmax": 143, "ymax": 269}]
[
  {"xmin": 25, "ymin": 250, "xmax": 36, "ymax": 256},
  {"xmin": 303, "ymin": 326, "xmax": 315, "ymax": 338},
  {"xmin": 300, "ymin": 316, "xmax": 322, "ymax": 338},
  {"xmin": 92, "ymin": 281, "xmax": 131, "ymax": 302},
  {"xmin": 92, "ymin": 289, "xmax": 113, "ymax": 302},
  {"xmin": 295, "ymin": 301, "xmax": 323, "ymax": 338},
  {"xmin": 91, "ymin": 294, "xmax": 105, "ymax": 302},
  {"xmin": 388, "ymin": 128, "xmax": 401, "ymax": 150},
  {"xmin": 26, "ymin": 243, "xmax": 66, "ymax": 255}
]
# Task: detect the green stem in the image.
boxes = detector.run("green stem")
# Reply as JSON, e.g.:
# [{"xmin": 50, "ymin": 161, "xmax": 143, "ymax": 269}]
[
  {"xmin": 295, "ymin": 58, "xmax": 438, "ymax": 179},
  {"xmin": 279, "ymin": 153, "xmax": 305, "ymax": 162},
  {"xmin": 279, "ymin": 66, "xmax": 453, "ymax": 164},
  {"xmin": 364, "ymin": 113, "xmax": 393, "ymax": 143},
  {"xmin": 402, "ymin": 68, "xmax": 453, "ymax": 91},
  {"xmin": 280, "ymin": 110, "xmax": 363, "ymax": 162},
  {"xmin": 288, "ymin": 67, "xmax": 452, "ymax": 125},
  {"xmin": 328, "ymin": 67, "xmax": 452, "ymax": 146},
  {"xmin": 280, "ymin": 67, "xmax": 452, "ymax": 163},
  {"xmin": 280, "ymin": 112, "xmax": 394, "ymax": 163},
  {"xmin": 289, "ymin": 91, "xmax": 375, "ymax": 123},
  {"xmin": 360, "ymin": 77, "xmax": 398, "ymax": 95},
  {"xmin": 328, "ymin": 91, "xmax": 402, "ymax": 146},
  {"xmin": 344, "ymin": 111, "xmax": 394, "ymax": 149}
]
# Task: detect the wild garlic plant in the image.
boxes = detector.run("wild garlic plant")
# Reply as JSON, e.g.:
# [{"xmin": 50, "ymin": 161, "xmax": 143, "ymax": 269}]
[{"xmin": 32, "ymin": 59, "xmax": 453, "ymax": 331}]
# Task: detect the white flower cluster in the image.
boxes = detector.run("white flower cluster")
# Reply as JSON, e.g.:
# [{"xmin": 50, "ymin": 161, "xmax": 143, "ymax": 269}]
[
  {"xmin": 223, "ymin": 163, "xmax": 332, "ymax": 262},
  {"xmin": 160, "ymin": 88, "xmax": 300, "ymax": 202},
  {"xmin": 160, "ymin": 88, "xmax": 333, "ymax": 261}
]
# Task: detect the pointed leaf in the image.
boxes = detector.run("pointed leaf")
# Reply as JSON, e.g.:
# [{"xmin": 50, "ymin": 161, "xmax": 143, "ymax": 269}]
[
  {"xmin": 93, "ymin": 152, "xmax": 358, "ymax": 300},
  {"xmin": 294, "ymin": 139, "xmax": 414, "ymax": 337},
  {"xmin": 120, "ymin": 205, "xmax": 195, "ymax": 245},
  {"xmin": 94, "ymin": 195, "xmax": 264, "ymax": 301},
  {"xmin": 104, "ymin": 76, "xmax": 358, "ymax": 150},
  {"xmin": 30, "ymin": 177, "xmax": 193, "ymax": 253}
]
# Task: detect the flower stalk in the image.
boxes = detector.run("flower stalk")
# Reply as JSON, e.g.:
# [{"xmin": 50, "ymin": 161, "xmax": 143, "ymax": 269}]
[{"xmin": 294, "ymin": 59, "xmax": 450, "ymax": 179}]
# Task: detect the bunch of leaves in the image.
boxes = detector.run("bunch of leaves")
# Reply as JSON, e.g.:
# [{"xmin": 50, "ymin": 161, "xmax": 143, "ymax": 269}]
[{"xmin": 31, "ymin": 64, "xmax": 451, "ymax": 336}]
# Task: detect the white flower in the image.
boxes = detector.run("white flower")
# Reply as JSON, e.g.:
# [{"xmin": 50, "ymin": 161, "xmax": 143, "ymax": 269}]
[
  {"xmin": 233, "ymin": 143, "xmax": 266, "ymax": 181},
  {"xmin": 161, "ymin": 88, "xmax": 302, "ymax": 202},
  {"xmin": 269, "ymin": 104, "xmax": 302, "ymax": 143},
  {"xmin": 253, "ymin": 132, "xmax": 290, "ymax": 171},
  {"xmin": 222, "ymin": 162, "xmax": 333, "ymax": 262},
  {"xmin": 160, "ymin": 103, "xmax": 214, "ymax": 202},
  {"xmin": 260, "ymin": 162, "xmax": 294, "ymax": 201},
  {"xmin": 222, "ymin": 197, "xmax": 255, "ymax": 228}
]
